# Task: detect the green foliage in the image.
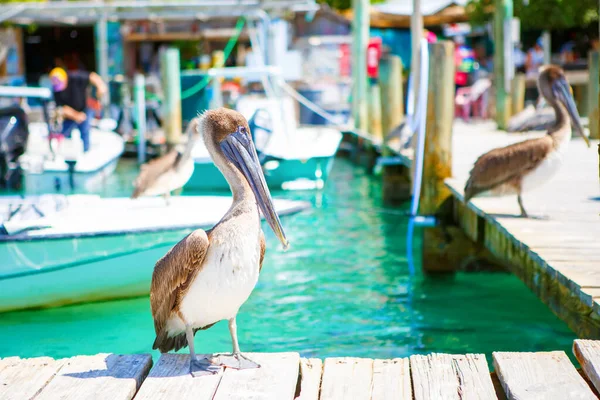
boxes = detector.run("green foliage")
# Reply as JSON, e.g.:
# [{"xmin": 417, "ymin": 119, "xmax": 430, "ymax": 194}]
[
  {"xmin": 467, "ymin": 0, "xmax": 599, "ymax": 30},
  {"xmin": 317, "ymin": 0, "xmax": 385, "ymax": 11}
]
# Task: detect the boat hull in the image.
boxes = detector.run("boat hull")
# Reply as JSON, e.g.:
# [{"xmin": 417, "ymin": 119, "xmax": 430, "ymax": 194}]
[
  {"xmin": 0, "ymin": 228, "xmax": 193, "ymax": 313},
  {"xmin": 187, "ymin": 155, "xmax": 336, "ymax": 191},
  {"xmin": 23, "ymin": 157, "xmax": 120, "ymax": 193}
]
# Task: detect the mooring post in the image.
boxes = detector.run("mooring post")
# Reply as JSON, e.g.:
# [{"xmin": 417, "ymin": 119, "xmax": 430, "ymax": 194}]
[
  {"xmin": 134, "ymin": 73, "xmax": 146, "ymax": 165},
  {"xmin": 161, "ymin": 47, "xmax": 182, "ymax": 150},
  {"xmin": 588, "ymin": 50, "xmax": 599, "ymax": 139},
  {"xmin": 421, "ymin": 40, "xmax": 456, "ymax": 272},
  {"xmin": 511, "ymin": 73, "xmax": 526, "ymax": 116},
  {"xmin": 368, "ymin": 83, "xmax": 383, "ymax": 143},
  {"xmin": 379, "ymin": 54, "xmax": 404, "ymax": 146},
  {"xmin": 493, "ymin": 0, "xmax": 513, "ymax": 130}
]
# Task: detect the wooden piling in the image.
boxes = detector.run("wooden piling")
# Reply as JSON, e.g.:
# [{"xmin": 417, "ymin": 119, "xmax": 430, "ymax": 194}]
[
  {"xmin": 420, "ymin": 41, "xmax": 454, "ymax": 215},
  {"xmin": 160, "ymin": 47, "xmax": 182, "ymax": 150},
  {"xmin": 368, "ymin": 83, "xmax": 383, "ymax": 142},
  {"xmin": 421, "ymin": 40, "xmax": 456, "ymax": 272},
  {"xmin": 511, "ymin": 73, "xmax": 526, "ymax": 117},
  {"xmin": 379, "ymin": 55, "xmax": 404, "ymax": 142},
  {"xmin": 588, "ymin": 50, "xmax": 599, "ymax": 139},
  {"xmin": 493, "ymin": 0, "xmax": 513, "ymax": 130}
]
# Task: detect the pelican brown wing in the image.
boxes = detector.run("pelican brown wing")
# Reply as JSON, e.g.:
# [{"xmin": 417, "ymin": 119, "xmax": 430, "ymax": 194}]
[
  {"xmin": 464, "ymin": 136, "xmax": 553, "ymax": 201},
  {"xmin": 150, "ymin": 229, "xmax": 209, "ymax": 352},
  {"xmin": 131, "ymin": 149, "xmax": 181, "ymax": 198}
]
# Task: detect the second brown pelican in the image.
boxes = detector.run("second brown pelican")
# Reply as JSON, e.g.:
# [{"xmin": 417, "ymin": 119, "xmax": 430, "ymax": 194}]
[
  {"xmin": 131, "ymin": 118, "xmax": 200, "ymax": 204},
  {"xmin": 149, "ymin": 108, "xmax": 289, "ymax": 377},
  {"xmin": 464, "ymin": 65, "xmax": 590, "ymax": 218}
]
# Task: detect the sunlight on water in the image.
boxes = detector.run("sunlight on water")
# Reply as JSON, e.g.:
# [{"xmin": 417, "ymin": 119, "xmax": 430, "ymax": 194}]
[{"xmin": 0, "ymin": 158, "xmax": 575, "ymax": 365}]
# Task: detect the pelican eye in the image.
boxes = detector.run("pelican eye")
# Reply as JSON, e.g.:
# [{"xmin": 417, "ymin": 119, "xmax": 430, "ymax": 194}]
[{"xmin": 239, "ymin": 126, "xmax": 247, "ymax": 134}]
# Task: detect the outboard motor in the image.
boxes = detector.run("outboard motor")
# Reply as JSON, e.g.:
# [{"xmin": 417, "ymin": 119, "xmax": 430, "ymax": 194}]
[{"xmin": 0, "ymin": 106, "xmax": 29, "ymax": 190}]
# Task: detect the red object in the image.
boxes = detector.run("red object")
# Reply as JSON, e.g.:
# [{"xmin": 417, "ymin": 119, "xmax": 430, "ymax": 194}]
[
  {"xmin": 367, "ymin": 37, "xmax": 382, "ymax": 79},
  {"xmin": 339, "ymin": 44, "xmax": 351, "ymax": 77}
]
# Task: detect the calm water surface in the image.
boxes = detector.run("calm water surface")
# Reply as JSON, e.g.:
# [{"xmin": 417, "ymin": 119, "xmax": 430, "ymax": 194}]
[{"xmin": 0, "ymin": 158, "xmax": 575, "ymax": 365}]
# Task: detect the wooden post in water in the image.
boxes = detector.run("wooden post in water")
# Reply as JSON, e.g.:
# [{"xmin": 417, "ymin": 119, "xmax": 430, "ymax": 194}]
[
  {"xmin": 511, "ymin": 73, "xmax": 526, "ymax": 116},
  {"xmin": 421, "ymin": 40, "xmax": 456, "ymax": 272},
  {"xmin": 351, "ymin": 0, "xmax": 369, "ymax": 134},
  {"xmin": 588, "ymin": 50, "xmax": 599, "ymax": 139},
  {"xmin": 493, "ymin": 0, "xmax": 513, "ymax": 129},
  {"xmin": 161, "ymin": 48, "xmax": 182, "ymax": 150},
  {"xmin": 379, "ymin": 54, "xmax": 404, "ymax": 144},
  {"xmin": 368, "ymin": 83, "xmax": 383, "ymax": 143}
]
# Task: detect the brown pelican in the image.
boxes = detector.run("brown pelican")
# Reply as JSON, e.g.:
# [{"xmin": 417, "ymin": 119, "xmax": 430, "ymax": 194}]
[
  {"xmin": 464, "ymin": 65, "xmax": 590, "ymax": 218},
  {"xmin": 131, "ymin": 118, "xmax": 200, "ymax": 204},
  {"xmin": 149, "ymin": 108, "xmax": 289, "ymax": 377}
]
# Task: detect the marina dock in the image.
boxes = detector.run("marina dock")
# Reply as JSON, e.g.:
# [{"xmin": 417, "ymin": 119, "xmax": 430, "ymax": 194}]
[
  {"xmin": 387, "ymin": 120, "xmax": 600, "ymax": 338},
  {"xmin": 3, "ymin": 339, "xmax": 600, "ymax": 399}
]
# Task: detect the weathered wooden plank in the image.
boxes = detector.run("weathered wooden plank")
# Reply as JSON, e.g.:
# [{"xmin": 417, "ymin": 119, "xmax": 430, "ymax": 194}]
[
  {"xmin": 573, "ymin": 340, "xmax": 600, "ymax": 394},
  {"xmin": 320, "ymin": 357, "xmax": 374, "ymax": 400},
  {"xmin": 35, "ymin": 353, "xmax": 152, "ymax": 400},
  {"xmin": 0, "ymin": 356, "xmax": 65, "ymax": 400},
  {"xmin": 372, "ymin": 358, "xmax": 412, "ymax": 400},
  {"xmin": 296, "ymin": 358, "xmax": 323, "ymax": 400},
  {"xmin": 410, "ymin": 353, "xmax": 496, "ymax": 400},
  {"xmin": 134, "ymin": 353, "xmax": 224, "ymax": 400},
  {"xmin": 213, "ymin": 352, "xmax": 300, "ymax": 400},
  {"xmin": 493, "ymin": 351, "xmax": 597, "ymax": 400}
]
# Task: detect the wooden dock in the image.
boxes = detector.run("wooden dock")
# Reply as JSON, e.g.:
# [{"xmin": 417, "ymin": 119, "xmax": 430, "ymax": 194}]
[
  {"xmin": 3, "ymin": 339, "xmax": 600, "ymax": 399},
  {"xmin": 388, "ymin": 120, "xmax": 600, "ymax": 337}
]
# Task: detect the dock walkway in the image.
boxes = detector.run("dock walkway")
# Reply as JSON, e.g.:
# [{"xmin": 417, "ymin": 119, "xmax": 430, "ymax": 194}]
[
  {"xmin": 443, "ymin": 121, "xmax": 599, "ymax": 338},
  {"xmin": 3, "ymin": 339, "xmax": 600, "ymax": 399},
  {"xmin": 392, "ymin": 120, "xmax": 600, "ymax": 337}
]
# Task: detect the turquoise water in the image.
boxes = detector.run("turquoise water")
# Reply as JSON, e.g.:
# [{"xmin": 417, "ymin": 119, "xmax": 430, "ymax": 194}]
[{"xmin": 0, "ymin": 158, "xmax": 575, "ymax": 365}]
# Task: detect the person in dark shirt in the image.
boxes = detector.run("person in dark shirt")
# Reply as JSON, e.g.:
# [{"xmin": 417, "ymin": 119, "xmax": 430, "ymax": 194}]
[{"xmin": 49, "ymin": 67, "xmax": 107, "ymax": 152}]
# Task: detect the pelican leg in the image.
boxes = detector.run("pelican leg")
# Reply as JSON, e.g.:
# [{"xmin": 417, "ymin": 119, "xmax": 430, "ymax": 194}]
[
  {"xmin": 211, "ymin": 317, "xmax": 260, "ymax": 370},
  {"xmin": 517, "ymin": 194, "xmax": 529, "ymax": 218},
  {"xmin": 186, "ymin": 325, "xmax": 219, "ymax": 377}
]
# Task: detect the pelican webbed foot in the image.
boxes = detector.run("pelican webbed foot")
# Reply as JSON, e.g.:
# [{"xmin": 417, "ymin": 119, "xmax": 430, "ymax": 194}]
[
  {"xmin": 211, "ymin": 352, "xmax": 261, "ymax": 370},
  {"xmin": 190, "ymin": 357, "xmax": 220, "ymax": 377}
]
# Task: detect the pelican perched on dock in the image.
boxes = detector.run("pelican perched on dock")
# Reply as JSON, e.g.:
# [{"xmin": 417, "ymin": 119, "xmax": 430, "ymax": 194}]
[
  {"xmin": 131, "ymin": 118, "xmax": 200, "ymax": 204},
  {"xmin": 464, "ymin": 65, "xmax": 590, "ymax": 218},
  {"xmin": 149, "ymin": 108, "xmax": 289, "ymax": 377}
]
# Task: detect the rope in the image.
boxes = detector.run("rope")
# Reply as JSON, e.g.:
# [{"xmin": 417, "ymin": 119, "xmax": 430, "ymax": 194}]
[{"xmin": 180, "ymin": 16, "xmax": 246, "ymax": 100}]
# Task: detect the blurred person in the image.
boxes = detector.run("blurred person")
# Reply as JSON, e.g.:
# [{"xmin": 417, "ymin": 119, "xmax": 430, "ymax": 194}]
[
  {"xmin": 50, "ymin": 67, "xmax": 107, "ymax": 153},
  {"xmin": 514, "ymin": 42, "xmax": 526, "ymax": 73},
  {"xmin": 454, "ymin": 36, "xmax": 475, "ymax": 89},
  {"xmin": 525, "ymin": 37, "xmax": 544, "ymax": 78}
]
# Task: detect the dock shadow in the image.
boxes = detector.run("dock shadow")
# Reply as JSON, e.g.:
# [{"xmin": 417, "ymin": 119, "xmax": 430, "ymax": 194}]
[{"xmin": 63, "ymin": 354, "xmax": 152, "ymax": 381}]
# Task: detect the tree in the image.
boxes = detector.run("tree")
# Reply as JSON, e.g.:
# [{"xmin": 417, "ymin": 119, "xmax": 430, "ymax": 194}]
[{"xmin": 466, "ymin": 0, "xmax": 599, "ymax": 30}]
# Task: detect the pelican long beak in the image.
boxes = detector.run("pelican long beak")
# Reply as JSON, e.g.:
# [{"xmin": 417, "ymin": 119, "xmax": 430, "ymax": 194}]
[
  {"xmin": 220, "ymin": 127, "xmax": 289, "ymax": 249},
  {"xmin": 554, "ymin": 77, "xmax": 590, "ymax": 147}
]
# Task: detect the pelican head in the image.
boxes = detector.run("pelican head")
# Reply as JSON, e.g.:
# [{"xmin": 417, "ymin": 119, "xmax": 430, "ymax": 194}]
[
  {"xmin": 200, "ymin": 107, "xmax": 289, "ymax": 249},
  {"xmin": 538, "ymin": 65, "xmax": 590, "ymax": 147}
]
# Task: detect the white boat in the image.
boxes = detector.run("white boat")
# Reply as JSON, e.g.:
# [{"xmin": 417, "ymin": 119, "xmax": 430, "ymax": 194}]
[
  {"xmin": 0, "ymin": 194, "xmax": 308, "ymax": 312},
  {"xmin": 187, "ymin": 67, "xmax": 343, "ymax": 191},
  {"xmin": 19, "ymin": 121, "xmax": 124, "ymax": 193},
  {"xmin": 0, "ymin": 85, "xmax": 124, "ymax": 193}
]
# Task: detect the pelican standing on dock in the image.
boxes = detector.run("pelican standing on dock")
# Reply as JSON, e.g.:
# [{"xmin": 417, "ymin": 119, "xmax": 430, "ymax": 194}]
[
  {"xmin": 131, "ymin": 117, "xmax": 201, "ymax": 204},
  {"xmin": 464, "ymin": 65, "xmax": 590, "ymax": 218},
  {"xmin": 149, "ymin": 108, "xmax": 289, "ymax": 376}
]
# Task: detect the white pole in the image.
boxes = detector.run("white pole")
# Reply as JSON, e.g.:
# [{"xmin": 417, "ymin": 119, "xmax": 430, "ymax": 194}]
[
  {"xmin": 134, "ymin": 74, "xmax": 146, "ymax": 164},
  {"xmin": 96, "ymin": 14, "xmax": 110, "ymax": 105},
  {"xmin": 410, "ymin": 0, "xmax": 423, "ymax": 101}
]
